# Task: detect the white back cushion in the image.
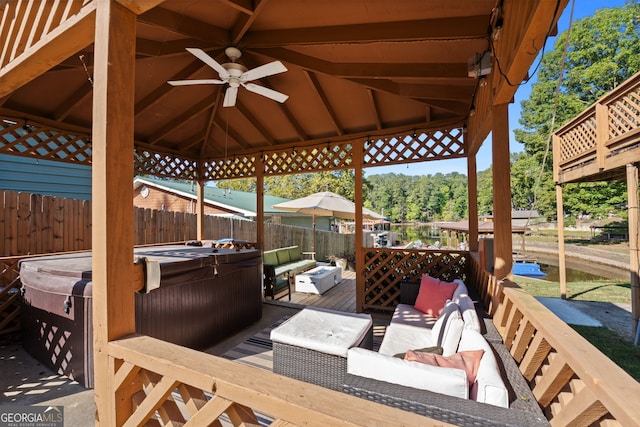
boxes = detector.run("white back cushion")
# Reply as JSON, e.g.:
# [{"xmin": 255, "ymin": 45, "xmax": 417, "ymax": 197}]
[
  {"xmin": 431, "ymin": 301, "xmax": 464, "ymax": 356},
  {"xmin": 458, "ymin": 328, "xmax": 509, "ymax": 407}
]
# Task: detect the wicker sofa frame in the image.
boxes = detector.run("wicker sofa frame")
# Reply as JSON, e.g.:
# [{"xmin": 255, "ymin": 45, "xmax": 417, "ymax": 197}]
[
  {"xmin": 273, "ymin": 321, "xmax": 374, "ymax": 391},
  {"xmin": 341, "ymin": 281, "xmax": 548, "ymax": 426}
]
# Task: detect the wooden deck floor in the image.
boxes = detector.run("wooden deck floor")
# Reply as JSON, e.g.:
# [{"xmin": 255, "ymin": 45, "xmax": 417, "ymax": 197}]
[
  {"xmin": 284, "ymin": 269, "xmax": 356, "ymax": 312},
  {"xmin": 205, "ymin": 269, "xmax": 373, "ymax": 356}
]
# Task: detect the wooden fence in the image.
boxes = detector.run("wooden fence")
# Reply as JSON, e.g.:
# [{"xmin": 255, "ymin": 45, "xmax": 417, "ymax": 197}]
[{"xmin": 0, "ymin": 190, "xmax": 355, "ymax": 260}]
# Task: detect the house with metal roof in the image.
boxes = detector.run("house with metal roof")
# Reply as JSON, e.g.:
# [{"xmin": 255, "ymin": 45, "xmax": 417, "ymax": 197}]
[{"xmin": 133, "ymin": 176, "xmax": 333, "ymax": 230}]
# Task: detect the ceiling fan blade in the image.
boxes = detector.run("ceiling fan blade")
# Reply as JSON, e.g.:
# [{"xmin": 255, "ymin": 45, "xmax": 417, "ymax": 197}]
[
  {"xmin": 241, "ymin": 61, "xmax": 288, "ymax": 82},
  {"xmin": 243, "ymin": 83, "xmax": 289, "ymax": 103},
  {"xmin": 185, "ymin": 48, "xmax": 230, "ymax": 80},
  {"xmin": 223, "ymin": 86, "xmax": 238, "ymax": 107},
  {"xmin": 167, "ymin": 79, "xmax": 226, "ymax": 86}
]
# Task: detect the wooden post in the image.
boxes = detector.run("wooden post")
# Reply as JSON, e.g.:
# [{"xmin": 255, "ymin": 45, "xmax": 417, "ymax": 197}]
[
  {"xmin": 491, "ymin": 103, "xmax": 512, "ymax": 279},
  {"xmin": 91, "ymin": 1, "xmax": 136, "ymax": 425},
  {"xmin": 196, "ymin": 180, "xmax": 205, "ymax": 240},
  {"xmin": 467, "ymin": 153, "xmax": 479, "ymax": 252},
  {"xmin": 626, "ymin": 163, "xmax": 639, "ymax": 340},
  {"xmin": 354, "ymin": 142, "xmax": 364, "ymax": 313},
  {"xmin": 256, "ymin": 157, "xmax": 265, "ymax": 250},
  {"xmin": 556, "ymin": 183, "xmax": 567, "ymax": 299}
]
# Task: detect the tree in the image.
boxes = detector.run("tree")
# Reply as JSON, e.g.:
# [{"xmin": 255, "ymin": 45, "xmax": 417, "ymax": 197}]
[{"xmin": 513, "ymin": 3, "xmax": 640, "ymax": 218}]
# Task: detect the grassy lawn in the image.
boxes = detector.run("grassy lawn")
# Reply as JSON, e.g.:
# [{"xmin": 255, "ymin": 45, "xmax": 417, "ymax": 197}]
[
  {"xmin": 514, "ymin": 276, "xmax": 631, "ymax": 304},
  {"xmin": 514, "ymin": 276, "xmax": 639, "ymax": 381}
]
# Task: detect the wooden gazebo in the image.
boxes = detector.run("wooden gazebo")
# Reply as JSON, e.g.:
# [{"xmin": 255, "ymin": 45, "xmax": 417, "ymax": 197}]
[{"xmin": 3, "ymin": 1, "xmax": 640, "ymax": 425}]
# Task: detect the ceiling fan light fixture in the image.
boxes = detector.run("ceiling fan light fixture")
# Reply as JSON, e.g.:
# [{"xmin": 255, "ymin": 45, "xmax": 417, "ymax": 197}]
[{"xmin": 168, "ymin": 47, "xmax": 289, "ymax": 107}]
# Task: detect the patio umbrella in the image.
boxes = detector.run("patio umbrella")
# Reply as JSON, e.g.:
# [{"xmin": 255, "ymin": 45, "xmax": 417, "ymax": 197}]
[{"xmin": 272, "ymin": 191, "xmax": 382, "ymax": 254}]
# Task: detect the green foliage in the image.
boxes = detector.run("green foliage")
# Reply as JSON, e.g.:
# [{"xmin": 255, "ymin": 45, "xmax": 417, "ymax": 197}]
[
  {"xmin": 514, "ymin": 3, "xmax": 640, "ymax": 219},
  {"xmin": 366, "ymin": 172, "xmax": 468, "ymax": 222},
  {"xmin": 216, "ymin": 170, "xmax": 364, "ymax": 201}
]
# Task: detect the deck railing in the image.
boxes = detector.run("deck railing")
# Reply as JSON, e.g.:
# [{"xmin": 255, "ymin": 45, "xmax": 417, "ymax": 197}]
[
  {"xmin": 5, "ymin": 250, "xmax": 640, "ymax": 425},
  {"xmin": 553, "ymin": 71, "xmax": 640, "ymax": 183},
  {"xmin": 469, "ymin": 254, "xmax": 640, "ymax": 426}
]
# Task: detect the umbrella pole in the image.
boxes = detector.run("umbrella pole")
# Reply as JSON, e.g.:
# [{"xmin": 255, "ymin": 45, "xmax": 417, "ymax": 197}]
[{"xmin": 312, "ymin": 215, "xmax": 316, "ymax": 260}]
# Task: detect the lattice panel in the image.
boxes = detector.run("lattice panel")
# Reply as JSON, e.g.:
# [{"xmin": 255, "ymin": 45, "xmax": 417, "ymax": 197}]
[
  {"xmin": 0, "ymin": 117, "xmax": 92, "ymax": 165},
  {"xmin": 116, "ymin": 364, "xmax": 263, "ymax": 426},
  {"xmin": 607, "ymin": 87, "xmax": 640, "ymax": 140},
  {"xmin": 363, "ymin": 248, "xmax": 467, "ymax": 313},
  {"xmin": 0, "ymin": 257, "xmax": 22, "ymax": 336},
  {"xmin": 557, "ymin": 113, "xmax": 597, "ymax": 163},
  {"xmin": 202, "ymin": 155, "xmax": 257, "ymax": 180},
  {"xmin": 363, "ymin": 127, "xmax": 464, "ymax": 166},
  {"xmin": 263, "ymin": 142, "xmax": 353, "ymax": 175},
  {"xmin": 134, "ymin": 149, "xmax": 198, "ymax": 180}
]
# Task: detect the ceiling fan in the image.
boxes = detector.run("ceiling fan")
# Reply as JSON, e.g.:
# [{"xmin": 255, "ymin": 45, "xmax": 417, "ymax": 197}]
[{"xmin": 168, "ymin": 47, "xmax": 289, "ymax": 107}]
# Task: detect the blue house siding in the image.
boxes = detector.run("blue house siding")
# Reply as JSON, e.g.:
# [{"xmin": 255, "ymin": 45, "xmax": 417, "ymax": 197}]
[{"xmin": 0, "ymin": 154, "xmax": 92, "ymax": 200}]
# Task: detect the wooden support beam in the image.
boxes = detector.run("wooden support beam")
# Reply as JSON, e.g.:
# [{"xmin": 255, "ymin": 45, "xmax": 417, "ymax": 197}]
[
  {"xmin": 467, "ymin": 153, "xmax": 478, "ymax": 252},
  {"xmin": 627, "ymin": 163, "xmax": 640, "ymax": 340},
  {"xmin": 256, "ymin": 157, "xmax": 265, "ymax": 251},
  {"xmin": 91, "ymin": 1, "xmax": 137, "ymax": 424},
  {"xmin": 196, "ymin": 180, "xmax": 205, "ymax": 240},
  {"xmin": 491, "ymin": 103, "xmax": 512, "ymax": 279},
  {"xmin": 354, "ymin": 141, "xmax": 364, "ymax": 313},
  {"xmin": 556, "ymin": 183, "xmax": 567, "ymax": 298}
]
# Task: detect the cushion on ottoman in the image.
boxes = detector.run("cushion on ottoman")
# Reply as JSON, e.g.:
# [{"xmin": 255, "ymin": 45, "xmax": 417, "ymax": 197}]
[{"xmin": 270, "ymin": 306, "xmax": 373, "ymax": 357}]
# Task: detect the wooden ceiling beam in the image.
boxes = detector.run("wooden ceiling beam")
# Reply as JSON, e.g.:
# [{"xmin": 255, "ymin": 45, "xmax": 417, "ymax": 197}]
[
  {"xmin": 147, "ymin": 97, "xmax": 216, "ymax": 145},
  {"xmin": 352, "ymin": 79, "xmax": 475, "ymax": 101},
  {"xmin": 493, "ymin": 0, "xmax": 568, "ymax": 104},
  {"xmin": 366, "ymin": 89, "xmax": 382, "ymax": 130},
  {"xmin": 212, "ymin": 116, "xmax": 250, "ymax": 149},
  {"xmin": 304, "ymin": 70, "xmax": 344, "ymax": 136},
  {"xmin": 137, "ymin": 7, "xmax": 230, "ymax": 44},
  {"xmin": 231, "ymin": 0, "xmax": 270, "ymax": 45},
  {"xmin": 135, "ymin": 38, "xmax": 221, "ymax": 57},
  {"xmin": 242, "ymin": 16, "xmax": 489, "ymax": 47},
  {"xmin": 241, "ymin": 54, "xmax": 307, "ymax": 142},
  {"xmin": 216, "ymin": 0, "xmax": 254, "ymax": 16},
  {"xmin": 236, "ymin": 103, "xmax": 276, "ymax": 146},
  {"xmin": 135, "ymin": 59, "xmax": 205, "ymax": 116},
  {"xmin": 53, "ymin": 83, "xmax": 92, "ymax": 121},
  {"xmin": 347, "ymin": 78, "xmax": 469, "ymax": 116},
  {"xmin": 251, "ymin": 47, "xmax": 468, "ymax": 78}
]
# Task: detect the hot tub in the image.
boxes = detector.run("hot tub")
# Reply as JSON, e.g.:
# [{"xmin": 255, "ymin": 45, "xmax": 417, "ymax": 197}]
[{"xmin": 19, "ymin": 244, "xmax": 262, "ymax": 388}]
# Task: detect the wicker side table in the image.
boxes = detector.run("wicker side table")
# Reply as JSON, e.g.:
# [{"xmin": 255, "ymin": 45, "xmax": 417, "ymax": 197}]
[{"xmin": 270, "ymin": 307, "xmax": 373, "ymax": 391}]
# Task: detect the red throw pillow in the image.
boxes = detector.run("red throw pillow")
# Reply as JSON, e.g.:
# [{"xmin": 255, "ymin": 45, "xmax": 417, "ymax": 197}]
[
  {"xmin": 405, "ymin": 349, "xmax": 485, "ymax": 385},
  {"xmin": 414, "ymin": 274, "xmax": 457, "ymax": 316}
]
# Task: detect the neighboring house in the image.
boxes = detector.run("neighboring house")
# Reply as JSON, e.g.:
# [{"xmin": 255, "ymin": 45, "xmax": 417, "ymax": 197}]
[
  {"xmin": 133, "ymin": 177, "xmax": 332, "ymax": 230},
  {"xmin": 0, "ymin": 154, "xmax": 92, "ymax": 200},
  {"xmin": 480, "ymin": 210, "xmax": 544, "ymax": 227}
]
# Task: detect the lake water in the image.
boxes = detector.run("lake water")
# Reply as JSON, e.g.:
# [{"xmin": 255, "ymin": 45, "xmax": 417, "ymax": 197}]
[
  {"xmin": 537, "ymin": 264, "xmax": 607, "ymax": 282},
  {"xmin": 389, "ymin": 224, "xmax": 611, "ymax": 282}
]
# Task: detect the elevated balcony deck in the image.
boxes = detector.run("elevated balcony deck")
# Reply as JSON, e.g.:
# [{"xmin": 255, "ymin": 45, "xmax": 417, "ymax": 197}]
[{"xmin": 553, "ymin": 71, "xmax": 640, "ymax": 184}]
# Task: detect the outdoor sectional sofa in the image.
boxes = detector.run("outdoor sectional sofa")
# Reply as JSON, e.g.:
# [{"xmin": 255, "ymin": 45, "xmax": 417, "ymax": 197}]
[
  {"xmin": 343, "ymin": 278, "xmax": 549, "ymax": 426},
  {"xmin": 263, "ymin": 246, "xmax": 316, "ymax": 300}
]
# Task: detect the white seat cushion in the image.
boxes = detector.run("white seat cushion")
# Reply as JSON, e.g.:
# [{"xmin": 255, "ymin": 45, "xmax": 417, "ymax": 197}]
[
  {"xmin": 378, "ymin": 322, "xmax": 439, "ymax": 356},
  {"xmin": 391, "ymin": 303, "xmax": 438, "ymax": 328},
  {"xmin": 347, "ymin": 347, "xmax": 469, "ymax": 399},
  {"xmin": 270, "ymin": 307, "xmax": 372, "ymax": 357}
]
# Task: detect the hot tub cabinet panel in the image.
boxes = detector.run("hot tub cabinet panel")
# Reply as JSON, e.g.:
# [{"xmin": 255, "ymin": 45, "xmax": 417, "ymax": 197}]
[{"xmin": 19, "ymin": 245, "xmax": 262, "ymax": 388}]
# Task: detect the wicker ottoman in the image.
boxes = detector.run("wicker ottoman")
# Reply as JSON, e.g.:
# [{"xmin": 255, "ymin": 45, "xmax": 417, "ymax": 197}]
[{"xmin": 270, "ymin": 307, "xmax": 373, "ymax": 390}]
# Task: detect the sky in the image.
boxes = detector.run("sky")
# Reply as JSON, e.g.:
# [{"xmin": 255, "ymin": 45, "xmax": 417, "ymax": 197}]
[{"xmin": 365, "ymin": 0, "xmax": 629, "ymax": 177}]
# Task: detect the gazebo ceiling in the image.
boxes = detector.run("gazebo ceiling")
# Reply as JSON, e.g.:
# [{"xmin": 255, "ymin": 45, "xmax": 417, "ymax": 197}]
[{"xmin": 1, "ymin": 0, "xmax": 500, "ymax": 164}]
